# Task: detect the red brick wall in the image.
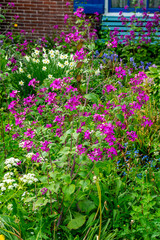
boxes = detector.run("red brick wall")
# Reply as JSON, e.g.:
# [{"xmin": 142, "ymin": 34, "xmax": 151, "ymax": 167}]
[{"xmin": 1, "ymin": 0, "xmax": 100, "ymax": 39}]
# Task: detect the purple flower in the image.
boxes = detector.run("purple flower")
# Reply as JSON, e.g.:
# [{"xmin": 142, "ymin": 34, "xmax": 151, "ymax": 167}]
[
  {"xmin": 41, "ymin": 140, "xmax": 51, "ymax": 152},
  {"xmin": 12, "ymin": 133, "xmax": 20, "ymax": 140},
  {"xmin": 127, "ymin": 131, "xmax": 138, "ymax": 142},
  {"xmin": 5, "ymin": 124, "xmax": 13, "ymax": 132},
  {"xmin": 28, "ymin": 78, "xmax": 39, "ymax": 88},
  {"xmin": 24, "ymin": 128, "xmax": 35, "ymax": 139},
  {"xmin": 41, "ymin": 187, "xmax": 48, "ymax": 195}
]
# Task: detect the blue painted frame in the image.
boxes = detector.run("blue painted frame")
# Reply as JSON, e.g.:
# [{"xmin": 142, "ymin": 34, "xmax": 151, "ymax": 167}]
[{"xmin": 108, "ymin": 0, "xmax": 160, "ymax": 13}]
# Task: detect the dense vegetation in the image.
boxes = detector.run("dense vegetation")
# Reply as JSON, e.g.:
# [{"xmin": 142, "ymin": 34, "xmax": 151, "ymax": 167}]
[{"xmin": 0, "ymin": 1, "xmax": 160, "ymax": 240}]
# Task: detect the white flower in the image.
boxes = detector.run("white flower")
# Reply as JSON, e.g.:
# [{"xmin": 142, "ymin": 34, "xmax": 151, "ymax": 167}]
[
  {"xmin": 48, "ymin": 74, "xmax": 53, "ymax": 79},
  {"xmin": 60, "ymin": 54, "xmax": 64, "ymax": 60},
  {"xmin": 1, "ymin": 187, "xmax": 6, "ymax": 191},
  {"xmin": 57, "ymin": 62, "xmax": 62, "ymax": 67},
  {"xmin": 24, "ymin": 56, "xmax": 30, "ymax": 62},
  {"xmin": 19, "ymin": 80, "xmax": 24, "ymax": 86},
  {"xmin": 69, "ymin": 62, "xmax": 75, "ymax": 67},
  {"xmin": 26, "ymin": 152, "xmax": 34, "ymax": 159},
  {"xmin": 55, "ymin": 50, "xmax": 59, "ymax": 55},
  {"xmin": 32, "ymin": 58, "xmax": 36, "ymax": 63},
  {"xmin": 20, "ymin": 173, "xmax": 38, "ymax": 184},
  {"xmin": 42, "ymin": 59, "xmax": 47, "ymax": 64},
  {"xmin": 19, "ymin": 141, "xmax": 25, "ymax": 148},
  {"xmin": 46, "ymin": 59, "xmax": 50, "ymax": 64},
  {"xmin": 49, "ymin": 50, "xmax": 54, "ymax": 55},
  {"xmin": 64, "ymin": 61, "xmax": 69, "ymax": 66},
  {"xmin": 19, "ymin": 68, "xmax": 24, "ymax": 73},
  {"xmin": 42, "ymin": 66, "xmax": 47, "ymax": 71},
  {"xmin": 60, "ymin": 64, "xmax": 64, "ymax": 68},
  {"xmin": 13, "ymin": 183, "xmax": 18, "ymax": 188},
  {"xmin": 8, "ymin": 185, "xmax": 14, "ymax": 190},
  {"xmin": 50, "ymin": 54, "xmax": 55, "ymax": 59},
  {"xmin": 43, "ymin": 53, "xmax": 48, "ymax": 58},
  {"xmin": 7, "ymin": 204, "xmax": 13, "ymax": 211},
  {"xmin": 27, "ymin": 74, "xmax": 31, "ymax": 79},
  {"xmin": 34, "ymin": 50, "xmax": 39, "ymax": 55},
  {"xmin": 64, "ymin": 54, "xmax": 68, "ymax": 59},
  {"xmin": 36, "ymin": 59, "xmax": 40, "ymax": 63},
  {"xmin": 95, "ymin": 69, "xmax": 100, "ymax": 75}
]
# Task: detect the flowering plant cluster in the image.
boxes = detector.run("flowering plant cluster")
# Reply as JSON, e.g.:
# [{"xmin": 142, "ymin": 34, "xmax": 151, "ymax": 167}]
[{"xmin": 0, "ymin": 2, "xmax": 160, "ymax": 240}]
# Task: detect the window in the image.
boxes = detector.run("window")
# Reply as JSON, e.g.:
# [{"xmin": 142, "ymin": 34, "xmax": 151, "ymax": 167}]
[{"xmin": 109, "ymin": 0, "xmax": 160, "ymax": 12}]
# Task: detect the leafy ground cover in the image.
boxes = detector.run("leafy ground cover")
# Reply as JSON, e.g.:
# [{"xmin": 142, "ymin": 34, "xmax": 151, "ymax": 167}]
[{"xmin": 0, "ymin": 1, "xmax": 160, "ymax": 240}]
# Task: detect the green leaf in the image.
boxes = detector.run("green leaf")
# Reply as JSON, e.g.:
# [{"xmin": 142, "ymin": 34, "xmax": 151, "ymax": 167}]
[
  {"xmin": 67, "ymin": 215, "xmax": 86, "ymax": 230},
  {"xmin": 84, "ymin": 93, "xmax": 99, "ymax": 105},
  {"xmin": 116, "ymin": 114, "xmax": 124, "ymax": 123},
  {"xmin": 78, "ymin": 200, "xmax": 96, "ymax": 213},
  {"xmin": 68, "ymin": 184, "xmax": 75, "ymax": 195}
]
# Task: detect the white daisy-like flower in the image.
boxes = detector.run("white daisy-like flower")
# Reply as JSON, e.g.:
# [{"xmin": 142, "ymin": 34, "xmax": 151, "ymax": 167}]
[
  {"xmin": 69, "ymin": 62, "xmax": 75, "ymax": 67},
  {"xmin": 27, "ymin": 74, "xmax": 31, "ymax": 79},
  {"xmin": 60, "ymin": 64, "xmax": 64, "ymax": 68},
  {"xmin": 49, "ymin": 50, "xmax": 54, "ymax": 55},
  {"xmin": 36, "ymin": 59, "xmax": 40, "ymax": 63},
  {"xmin": 34, "ymin": 50, "xmax": 39, "ymax": 55},
  {"xmin": 42, "ymin": 59, "xmax": 47, "ymax": 64},
  {"xmin": 55, "ymin": 50, "xmax": 59, "ymax": 55},
  {"xmin": 43, "ymin": 53, "xmax": 48, "ymax": 58},
  {"xmin": 64, "ymin": 54, "xmax": 68, "ymax": 59},
  {"xmin": 19, "ymin": 80, "xmax": 24, "ymax": 86},
  {"xmin": 60, "ymin": 54, "xmax": 64, "ymax": 60},
  {"xmin": 46, "ymin": 59, "xmax": 50, "ymax": 64},
  {"xmin": 48, "ymin": 74, "xmax": 53, "ymax": 79},
  {"xmin": 25, "ymin": 56, "xmax": 30, "ymax": 62},
  {"xmin": 8, "ymin": 185, "xmax": 14, "ymax": 190},
  {"xmin": 50, "ymin": 54, "xmax": 55, "ymax": 59},
  {"xmin": 19, "ymin": 68, "xmax": 24, "ymax": 73},
  {"xmin": 32, "ymin": 58, "xmax": 36, "ymax": 62},
  {"xmin": 57, "ymin": 62, "xmax": 61, "ymax": 67},
  {"xmin": 42, "ymin": 66, "xmax": 47, "ymax": 71},
  {"xmin": 64, "ymin": 61, "xmax": 69, "ymax": 66},
  {"xmin": 43, "ymin": 48, "xmax": 46, "ymax": 53}
]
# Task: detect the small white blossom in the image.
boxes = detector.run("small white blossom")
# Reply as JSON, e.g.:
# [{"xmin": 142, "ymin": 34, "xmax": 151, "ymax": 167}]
[
  {"xmin": 42, "ymin": 66, "xmax": 47, "ymax": 71},
  {"xmin": 27, "ymin": 74, "xmax": 31, "ymax": 79},
  {"xmin": 19, "ymin": 67, "xmax": 24, "ymax": 73},
  {"xmin": 48, "ymin": 74, "xmax": 53, "ymax": 79},
  {"xmin": 34, "ymin": 50, "xmax": 39, "ymax": 55},
  {"xmin": 19, "ymin": 80, "xmax": 24, "ymax": 86}
]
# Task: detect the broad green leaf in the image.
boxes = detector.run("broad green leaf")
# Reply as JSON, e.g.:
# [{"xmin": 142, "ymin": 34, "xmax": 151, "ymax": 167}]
[
  {"xmin": 67, "ymin": 215, "xmax": 86, "ymax": 230},
  {"xmin": 68, "ymin": 184, "xmax": 75, "ymax": 195},
  {"xmin": 78, "ymin": 200, "xmax": 96, "ymax": 213},
  {"xmin": 84, "ymin": 93, "xmax": 99, "ymax": 105},
  {"xmin": 116, "ymin": 114, "xmax": 124, "ymax": 123}
]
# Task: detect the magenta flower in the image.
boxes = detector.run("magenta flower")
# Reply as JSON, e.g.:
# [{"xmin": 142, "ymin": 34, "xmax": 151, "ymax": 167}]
[
  {"xmin": 17, "ymin": 161, "xmax": 21, "ymax": 165},
  {"xmin": 12, "ymin": 133, "xmax": 20, "ymax": 140},
  {"xmin": 24, "ymin": 128, "xmax": 35, "ymax": 139},
  {"xmin": 127, "ymin": 131, "xmax": 138, "ymax": 142},
  {"xmin": 5, "ymin": 124, "xmax": 13, "ymax": 132},
  {"xmin": 28, "ymin": 78, "xmax": 39, "ymax": 88},
  {"xmin": 84, "ymin": 130, "xmax": 91, "ymax": 140},
  {"xmin": 10, "ymin": 90, "xmax": 19, "ymax": 98},
  {"xmin": 41, "ymin": 141, "xmax": 51, "ymax": 152},
  {"xmin": 64, "ymin": 95, "xmax": 82, "ymax": 111},
  {"xmin": 105, "ymin": 147, "xmax": 117, "ymax": 159},
  {"xmin": 76, "ymin": 144, "xmax": 86, "ymax": 155},
  {"xmin": 124, "ymin": 5, "xmax": 129, "ymax": 10},
  {"xmin": 41, "ymin": 187, "xmax": 48, "ymax": 195}
]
